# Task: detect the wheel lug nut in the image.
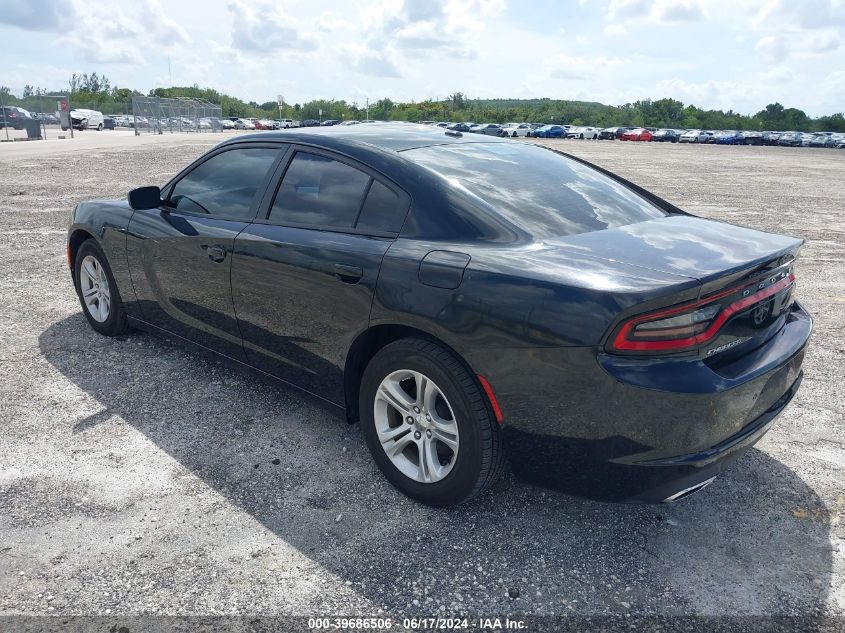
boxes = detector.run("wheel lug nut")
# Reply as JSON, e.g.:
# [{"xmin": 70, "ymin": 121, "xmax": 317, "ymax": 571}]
[
  {"xmin": 406, "ymin": 416, "xmax": 414, "ymax": 424},
  {"xmin": 414, "ymin": 431, "xmax": 421, "ymax": 440}
]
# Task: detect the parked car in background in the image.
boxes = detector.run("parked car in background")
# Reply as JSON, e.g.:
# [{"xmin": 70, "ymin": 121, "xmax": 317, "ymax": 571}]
[
  {"xmin": 808, "ymin": 133, "xmax": 836, "ymax": 148},
  {"xmin": 532, "ymin": 124, "xmax": 567, "ymax": 138},
  {"xmin": 234, "ymin": 119, "xmax": 256, "ymax": 130},
  {"xmin": 598, "ymin": 126, "xmax": 630, "ymax": 140},
  {"xmin": 67, "ymin": 124, "xmax": 812, "ymax": 507},
  {"xmin": 469, "ymin": 123, "xmax": 504, "ymax": 136},
  {"xmin": 35, "ymin": 112, "xmax": 60, "ymax": 125},
  {"xmin": 0, "ymin": 106, "xmax": 35, "ymax": 129},
  {"xmin": 447, "ymin": 122, "xmax": 475, "ymax": 133},
  {"xmin": 567, "ymin": 126, "xmax": 599, "ymax": 139},
  {"xmin": 714, "ymin": 130, "xmax": 744, "ymax": 145},
  {"xmin": 501, "ymin": 123, "xmax": 533, "ymax": 137},
  {"xmin": 620, "ymin": 128, "xmax": 653, "ymax": 141},
  {"xmin": 652, "ymin": 129, "xmax": 680, "ymax": 142},
  {"xmin": 679, "ymin": 129, "xmax": 711, "ymax": 143},
  {"xmin": 778, "ymin": 132, "xmax": 802, "ymax": 147},
  {"xmin": 741, "ymin": 131, "xmax": 765, "ymax": 145},
  {"xmin": 764, "ymin": 131, "xmax": 783, "ymax": 145},
  {"xmin": 68, "ymin": 109, "xmax": 105, "ymax": 131}
]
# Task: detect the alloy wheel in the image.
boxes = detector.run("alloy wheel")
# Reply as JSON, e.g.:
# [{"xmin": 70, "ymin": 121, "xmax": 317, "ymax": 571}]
[
  {"xmin": 79, "ymin": 255, "xmax": 111, "ymax": 323},
  {"xmin": 374, "ymin": 369, "xmax": 460, "ymax": 483}
]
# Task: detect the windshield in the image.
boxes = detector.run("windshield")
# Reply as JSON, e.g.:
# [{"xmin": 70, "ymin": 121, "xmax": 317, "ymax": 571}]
[{"xmin": 402, "ymin": 142, "xmax": 668, "ymax": 238}]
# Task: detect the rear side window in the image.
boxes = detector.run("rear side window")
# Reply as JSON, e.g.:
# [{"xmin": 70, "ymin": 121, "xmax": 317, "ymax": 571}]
[
  {"xmin": 357, "ymin": 181, "xmax": 404, "ymax": 233},
  {"xmin": 402, "ymin": 142, "xmax": 667, "ymax": 237},
  {"xmin": 270, "ymin": 152, "xmax": 370, "ymax": 228},
  {"xmin": 169, "ymin": 147, "xmax": 279, "ymax": 220},
  {"xmin": 269, "ymin": 151, "xmax": 407, "ymax": 233}
]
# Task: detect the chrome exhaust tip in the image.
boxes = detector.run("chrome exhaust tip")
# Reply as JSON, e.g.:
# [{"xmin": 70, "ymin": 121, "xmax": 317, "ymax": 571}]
[{"xmin": 662, "ymin": 476, "xmax": 717, "ymax": 503}]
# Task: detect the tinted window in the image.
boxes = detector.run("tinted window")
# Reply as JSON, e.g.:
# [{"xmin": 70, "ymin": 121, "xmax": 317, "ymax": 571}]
[
  {"xmin": 403, "ymin": 142, "xmax": 667, "ymax": 237},
  {"xmin": 357, "ymin": 180, "xmax": 404, "ymax": 233},
  {"xmin": 269, "ymin": 152, "xmax": 370, "ymax": 228},
  {"xmin": 169, "ymin": 148, "xmax": 279, "ymax": 219}
]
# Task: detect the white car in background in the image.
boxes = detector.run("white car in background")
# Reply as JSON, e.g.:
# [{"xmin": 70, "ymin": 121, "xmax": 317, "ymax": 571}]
[
  {"xmin": 68, "ymin": 108, "xmax": 105, "ymax": 131},
  {"xmin": 679, "ymin": 129, "xmax": 711, "ymax": 143},
  {"xmin": 500, "ymin": 123, "xmax": 533, "ymax": 137},
  {"xmin": 567, "ymin": 126, "xmax": 599, "ymax": 139}
]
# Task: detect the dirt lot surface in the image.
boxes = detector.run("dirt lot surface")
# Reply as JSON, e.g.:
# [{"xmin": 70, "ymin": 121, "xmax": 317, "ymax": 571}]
[{"xmin": 0, "ymin": 134, "xmax": 843, "ymax": 625}]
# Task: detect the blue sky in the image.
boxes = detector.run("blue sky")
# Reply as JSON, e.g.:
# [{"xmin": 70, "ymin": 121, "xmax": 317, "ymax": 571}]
[{"xmin": 2, "ymin": 0, "xmax": 843, "ymax": 116}]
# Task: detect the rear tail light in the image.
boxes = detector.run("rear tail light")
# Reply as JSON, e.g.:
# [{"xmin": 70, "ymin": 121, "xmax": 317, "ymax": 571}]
[{"xmin": 610, "ymin": 272, "xmax": 795, "ymax": 354}]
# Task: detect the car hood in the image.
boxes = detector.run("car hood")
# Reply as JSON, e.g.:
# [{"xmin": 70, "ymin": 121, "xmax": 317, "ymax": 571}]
[{"xmin": 542, "ymin": 215, "xmax": 802, "ymax": 292}]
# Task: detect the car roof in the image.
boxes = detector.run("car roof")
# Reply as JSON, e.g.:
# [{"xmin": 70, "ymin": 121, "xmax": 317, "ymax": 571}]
[{"xmin": 218, "ymin": 122, "xmax": 510, "ymax": 152}]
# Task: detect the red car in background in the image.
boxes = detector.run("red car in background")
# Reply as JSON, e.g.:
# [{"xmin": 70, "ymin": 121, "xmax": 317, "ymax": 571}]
[{"xmin": 621, "ymin": 128, "xmax": 653, "ymax": 141}]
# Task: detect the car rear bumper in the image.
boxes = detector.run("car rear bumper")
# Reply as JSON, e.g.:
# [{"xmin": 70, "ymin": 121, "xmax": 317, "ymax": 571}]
[{"xmin": 469, "ymin": 301, "xmax": 812, "ymax": 502}]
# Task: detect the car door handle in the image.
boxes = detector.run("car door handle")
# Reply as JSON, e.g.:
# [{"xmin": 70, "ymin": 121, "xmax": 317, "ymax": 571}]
[
  {"xmin": 202, "ymin": 244, "xmax": 227, "ymax": 263},
  {"xmin": 334, "ymin": 263, "xmax": 363, "ymax": 284}
]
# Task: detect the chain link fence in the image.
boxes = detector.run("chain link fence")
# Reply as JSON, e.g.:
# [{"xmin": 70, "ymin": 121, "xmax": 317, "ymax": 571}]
[{"xmin": 132, "ymin": 96, "xmax": 223, "ymax": 134}]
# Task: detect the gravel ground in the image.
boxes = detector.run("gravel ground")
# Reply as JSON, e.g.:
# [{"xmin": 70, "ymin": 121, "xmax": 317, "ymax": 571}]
[{"xmin": 0, "ymin": 135, "xmax": 843, "ymax": 625}]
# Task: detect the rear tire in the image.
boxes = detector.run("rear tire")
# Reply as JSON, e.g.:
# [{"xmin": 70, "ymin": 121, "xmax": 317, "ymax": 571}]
[
  {"xmin": 360, "ymin": 338, "xmax": 504, "ymax": 506},
  {"xmin": 73, "ymin": 239, "xmax": 129, "ymax": 337}
]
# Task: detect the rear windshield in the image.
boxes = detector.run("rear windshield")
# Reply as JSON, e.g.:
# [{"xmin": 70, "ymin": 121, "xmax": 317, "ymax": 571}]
[{"xmin": 402, "ymin": 142, "xmax": 667, "ymax": 237}]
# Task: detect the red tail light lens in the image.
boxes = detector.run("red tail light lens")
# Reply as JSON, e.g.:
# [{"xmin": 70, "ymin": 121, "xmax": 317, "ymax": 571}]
[{"xmin": 610, "ymin": 273, "xmax": 795, "ymax": 353}]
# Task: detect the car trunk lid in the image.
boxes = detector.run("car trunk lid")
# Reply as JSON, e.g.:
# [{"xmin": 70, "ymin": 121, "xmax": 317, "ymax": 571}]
[{"xmin": 545, "ymin": 215, "xmax": 802, "ymax": 294}]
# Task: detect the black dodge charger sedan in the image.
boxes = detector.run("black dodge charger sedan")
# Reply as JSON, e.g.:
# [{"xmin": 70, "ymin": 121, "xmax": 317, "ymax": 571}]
[{"xmin": 67, "ymin": 124, "xmax": 812, "ymax": 506}]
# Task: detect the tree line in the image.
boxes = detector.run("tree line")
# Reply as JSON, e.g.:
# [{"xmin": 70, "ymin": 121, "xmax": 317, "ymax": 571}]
[{"xmin": 1, "ymin": 76, "xmax": 843, "ymax": 132}]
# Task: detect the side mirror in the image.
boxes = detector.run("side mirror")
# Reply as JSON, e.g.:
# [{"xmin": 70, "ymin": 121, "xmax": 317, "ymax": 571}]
[{"xmin": 128, "ymin": 186, "xmax": 162, "ymax": 210}]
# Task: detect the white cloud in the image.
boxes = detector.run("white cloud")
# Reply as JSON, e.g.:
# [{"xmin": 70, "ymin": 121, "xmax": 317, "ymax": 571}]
[
  {"xmin": 0, "ymin": 0, "xmax": 76, "ymax": 32},
  {"xmin": 138, "ymin": 0, "xmax": 192, "ymax": 46},
  {"xmin": 353, "ymin": 53, "xmax": 403, "ymax": 78},
  {"xmin": 316, "ymin": 11, "xmax": 347, "ymax": 32},
  {"xmin": 755, "ymin": 28, "xmax": 841, "ymax": 63},
  {"xmin": 652, "ymin": 0, "xmax": 704, "ymax": 22},
  {"xmin": 754, "ymin": 34, "xmax": 787, "ymax": 62},
  {"xmin": 228, "ymin": 1, "xmax": 318, "ymax": 53},
  {"xmin": 608, "ymin": 0, "xmax": 705, "ymax": 23},
  {"xmin": 604, "ymin": 24, "xmax": 628, "ymax": 36},
  {"xmin": 547, "ymin": 54, "xmax": 629, "ymax": 80},
  {"xmin": 607, "ymin": 0, "xmax": 651, "ymax": 19}
]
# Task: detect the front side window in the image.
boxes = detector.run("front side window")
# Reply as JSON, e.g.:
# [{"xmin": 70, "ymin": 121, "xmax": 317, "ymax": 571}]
[{"xmin": 169, "ymin": 147, "xmax": 280, "ymax": 219}]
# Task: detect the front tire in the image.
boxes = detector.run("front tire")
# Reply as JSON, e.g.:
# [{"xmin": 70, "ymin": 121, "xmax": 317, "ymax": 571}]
[
  {"xmin": 360, "ymin": 338, "xmax": 504, "ymax": 506},
  {"xmin": 73, "ymin": 239, "xmax": 129, "ymax": 336}
]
